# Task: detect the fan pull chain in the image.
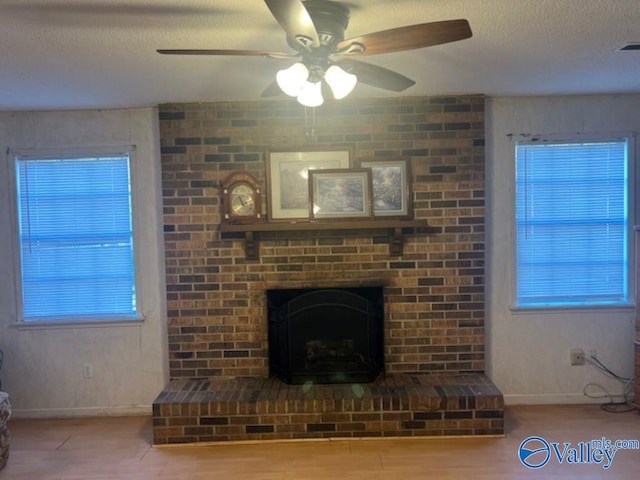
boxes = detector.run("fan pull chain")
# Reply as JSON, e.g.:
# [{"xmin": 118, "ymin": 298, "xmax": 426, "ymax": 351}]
[{"xmin": 304, "ymin": 106, "xmax": 316, "ymax": 139}]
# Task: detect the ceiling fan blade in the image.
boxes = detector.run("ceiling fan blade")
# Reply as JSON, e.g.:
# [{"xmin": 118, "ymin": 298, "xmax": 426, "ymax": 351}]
[
  {"xmin": 335, "ymin": 19, "xmax": 472, "ymax": 56},
  {"xmin": 157, "ymin": 49, "xmax": 295, "ymax": 59},
  {"xmin": 261, "ymin": 80, "xmax": 284, "ymax": 98},
  {"xmin": 264, "ymin": 0, "xmax": 320, "ymax": 49},
  {"xmin": 339, "ymin": 60, "xmax": 415, "ymax": 92}
]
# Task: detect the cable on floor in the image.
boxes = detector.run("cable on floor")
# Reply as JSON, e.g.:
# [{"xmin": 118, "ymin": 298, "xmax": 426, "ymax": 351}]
[{"xmin": 583, "ymin": 354, "xmax": 637, "ymax": 413}]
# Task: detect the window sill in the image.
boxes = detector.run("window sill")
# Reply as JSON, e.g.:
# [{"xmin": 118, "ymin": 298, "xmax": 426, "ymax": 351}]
[
  {"xmin": 12, "ymin": 317, "xmax": 146, "ymax": 330},
  {"xmin": 510, "ymin": 304, "xmax": 635, "ymax": 315}
]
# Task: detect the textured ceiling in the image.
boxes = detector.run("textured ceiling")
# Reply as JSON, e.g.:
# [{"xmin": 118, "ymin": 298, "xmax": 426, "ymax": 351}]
[{"xmin": 1, "ymin": 0, "xmax": 639, "ymax": 111}]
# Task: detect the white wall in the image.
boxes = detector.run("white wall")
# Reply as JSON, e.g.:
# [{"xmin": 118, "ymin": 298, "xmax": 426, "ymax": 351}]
[
  {"xmin": 0, "ymin": 108, "xmax": 169, "ymax": 417},
  {"xmin": 1, "ymin": 97, "xmax": 637, "ymax": 415},
  {"xmin": 486, "ymin": 95, "xmax": 637, "ymax": 404}
]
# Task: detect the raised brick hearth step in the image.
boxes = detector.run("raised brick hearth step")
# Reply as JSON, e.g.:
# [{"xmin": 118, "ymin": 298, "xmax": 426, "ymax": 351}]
[{"xmin": 152, "ymin": 374, "xmax": 504, "ymax": 444}]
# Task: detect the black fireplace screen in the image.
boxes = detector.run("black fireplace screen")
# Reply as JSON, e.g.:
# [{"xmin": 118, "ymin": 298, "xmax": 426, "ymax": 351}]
[{"xmin": 267, "ymin": 287, "xmax": 384, "ymax": 384}]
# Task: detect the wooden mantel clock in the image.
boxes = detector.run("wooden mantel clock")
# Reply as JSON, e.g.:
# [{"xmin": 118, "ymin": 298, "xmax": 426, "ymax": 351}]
[{"xmin": 221, "ymin": 172, "xmax": 263, "ymax": 224}]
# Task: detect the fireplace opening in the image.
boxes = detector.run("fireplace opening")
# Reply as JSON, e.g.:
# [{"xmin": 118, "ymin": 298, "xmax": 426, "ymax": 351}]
[{"xmin": 267, "ymin": 286, "xmax": 384, "ymax": 384}]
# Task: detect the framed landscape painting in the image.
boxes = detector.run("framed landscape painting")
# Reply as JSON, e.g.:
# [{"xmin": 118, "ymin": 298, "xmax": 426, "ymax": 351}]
[
  {"xmin": 355, "ymin": 158, "xmax": 412, "ymax": 219},
  {"xmin": 309, "ymin": 169, "xmax": 373, "ymax": 220},
  {"xmin": 267, "ymin": 148, "xmax": 352, "ymax": 221}
]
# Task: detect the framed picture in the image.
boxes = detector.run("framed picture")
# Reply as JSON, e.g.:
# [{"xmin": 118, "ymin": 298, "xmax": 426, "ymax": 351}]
[
  {"xmin": 267, "ymin": 148, "xmax": 352, "ymax": 221},
  {"xmin": 355, "ymin": 158, "xmax": 412, "ymax": 219},
  {"xmin": 309, "ymin": 169, "xmax": 373, "ymax": 220}
]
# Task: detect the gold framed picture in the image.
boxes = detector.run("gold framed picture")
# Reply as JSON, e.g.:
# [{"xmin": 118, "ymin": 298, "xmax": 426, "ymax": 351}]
[{"xmin": 267, "ymin": 148, "xmax": 352, "ymax": 221}]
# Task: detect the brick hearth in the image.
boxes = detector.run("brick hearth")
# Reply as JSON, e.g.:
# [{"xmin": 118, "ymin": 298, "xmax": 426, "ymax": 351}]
[{"xmin": 152, "ymin": 374, "xmax": 503, "ymax": 444}]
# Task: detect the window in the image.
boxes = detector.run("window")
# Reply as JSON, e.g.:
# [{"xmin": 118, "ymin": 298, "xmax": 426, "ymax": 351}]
[
  {"xmin": 515, "ymin": 138, "xmax": 632, "ymax": 308},
  {"xmin": 12, "ymin": 149, "xmax": 139, "ymax": 322}
]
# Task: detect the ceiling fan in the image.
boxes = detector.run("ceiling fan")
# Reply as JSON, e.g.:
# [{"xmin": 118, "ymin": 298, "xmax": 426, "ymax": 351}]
[{"xmin": 158, "ymin": 0, "xmax": 472, "ymax": 106}]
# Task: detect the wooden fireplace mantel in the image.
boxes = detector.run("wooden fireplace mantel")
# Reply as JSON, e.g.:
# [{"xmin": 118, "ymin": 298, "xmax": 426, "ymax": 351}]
[{"xmin": 219, "ymin": 219, "xmax": 432, "ymax": 260}]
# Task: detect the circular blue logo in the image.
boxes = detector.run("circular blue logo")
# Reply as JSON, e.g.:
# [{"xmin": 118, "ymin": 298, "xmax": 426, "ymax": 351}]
[{"xmin": 519, "ymin": 436, "xmax": 551, "ymax": 469}]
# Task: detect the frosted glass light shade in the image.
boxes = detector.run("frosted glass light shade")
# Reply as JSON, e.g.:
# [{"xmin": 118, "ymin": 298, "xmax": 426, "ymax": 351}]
[
  {"xmin": 276, "ymin": 63, "xmax": 309, "ymax": 97},
  {"xmin": 297, "ymin": 81, "xmax": 324, "ymax": 107},
  {"xmin": 324, "ymin": 65, "xmax": 357, "ymax": 99}
]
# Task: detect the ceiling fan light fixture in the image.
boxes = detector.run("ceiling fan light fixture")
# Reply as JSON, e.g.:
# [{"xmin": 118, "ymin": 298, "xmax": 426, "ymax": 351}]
[
  {"xmin": 324, "ymin": 65, "xmax": 357, "ymax": 99},
  {"xmin": 159, "ymin": 3, "xmax": 473, "ymax": 105},
  {"xmin": 297, "ymin": 80, "xmax": 324, "ymax": 107},
  {"xmin": 276, "ymin": 62, "xmax": 309, "ymax": 97}
]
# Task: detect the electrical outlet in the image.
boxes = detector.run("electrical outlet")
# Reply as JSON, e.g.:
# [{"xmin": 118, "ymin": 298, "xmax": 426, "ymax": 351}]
[
  {"xmin": 570, "ymin": 348, "xmax": 585, "ymax": 366},
  {"xmin": 82, "ymin": 363, "xmax": 93, "ymax": 379}
]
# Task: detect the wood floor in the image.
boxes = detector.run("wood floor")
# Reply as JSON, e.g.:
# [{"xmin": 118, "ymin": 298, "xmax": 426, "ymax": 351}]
[{"xmin": 1, "ymin": 404, "xmax": 638, "ymax": 479}]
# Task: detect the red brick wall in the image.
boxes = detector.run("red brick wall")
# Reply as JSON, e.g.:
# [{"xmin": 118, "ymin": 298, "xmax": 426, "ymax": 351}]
[{"xmin": 159, "ymin": 95, "xmax": 485, "ymax": 380}]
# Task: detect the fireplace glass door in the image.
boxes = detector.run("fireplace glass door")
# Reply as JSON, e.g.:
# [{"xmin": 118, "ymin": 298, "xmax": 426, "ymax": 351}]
[{"xmin": 268, "ymin": 287, "xmax": 384, "ymax": 384}]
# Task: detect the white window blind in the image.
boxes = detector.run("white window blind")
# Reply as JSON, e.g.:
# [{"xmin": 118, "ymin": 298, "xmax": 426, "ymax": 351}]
[
  {"xmin": 15, "ymin": 154, "xmax": 137, "ymax": 321},
  {"xmin": 515, "ymin": 140, "xmax": 629, "ymax": 307}
]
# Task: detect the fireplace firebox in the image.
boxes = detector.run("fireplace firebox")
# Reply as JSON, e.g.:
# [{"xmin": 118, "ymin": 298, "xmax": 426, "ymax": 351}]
[{"xmin": 267, "ymin": 287, "xmax": 384, "ymax": 384}]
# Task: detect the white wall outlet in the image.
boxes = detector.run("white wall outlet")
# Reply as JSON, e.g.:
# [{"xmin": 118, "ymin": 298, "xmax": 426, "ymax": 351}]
[
  {"xmin": 82, "ymin": 363, "xmax": 93, "ymax": 379},
  {"xmin": 570, "ymin": 348, "xmax": 585, "ymax": 366}
]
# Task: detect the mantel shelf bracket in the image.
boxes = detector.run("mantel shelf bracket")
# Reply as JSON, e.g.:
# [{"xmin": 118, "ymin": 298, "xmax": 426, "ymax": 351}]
[
  {"xmin": 389, "ymin": 227, "xmax": 404, "ymax": 257},
  {"xmin": 245, "ymin": 231, "xmax": 258, "ymax": 261}
]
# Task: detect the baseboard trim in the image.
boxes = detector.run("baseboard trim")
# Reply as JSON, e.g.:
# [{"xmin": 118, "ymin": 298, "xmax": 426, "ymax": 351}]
[
  {"xmin": 504, "ymin": 393, "xmax": 622, "ymax": 405},
  {"xmin": 11, "ymin": 405, "xmax": 151, "ymax": 419},
  {"xmin": 8, "ymin": 396, "xmax": 623, "ymax": 415}
]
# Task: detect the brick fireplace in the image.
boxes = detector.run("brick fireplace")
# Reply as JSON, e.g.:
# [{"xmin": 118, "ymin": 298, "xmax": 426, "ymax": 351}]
[{"xmin": 153, "ymin": 95, "xmax": 502, "ymax": 443}]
